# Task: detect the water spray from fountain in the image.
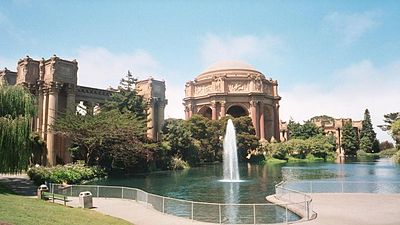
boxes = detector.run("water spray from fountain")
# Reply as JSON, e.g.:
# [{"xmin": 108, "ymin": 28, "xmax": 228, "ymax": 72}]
[{"xmin": 223, "ymin": 119, "xmax": 240, "ymax": 181}]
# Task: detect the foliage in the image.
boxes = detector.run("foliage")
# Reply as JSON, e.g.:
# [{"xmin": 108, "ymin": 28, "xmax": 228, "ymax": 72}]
[
  {"xmin": 391, "ymin": 150, "xmax": 400, "ymax": 163},
  {"xmin": 379, "ymin": 148, "xmax": 398, "ymax": 158},
  {"xmin": 390, "ymin": 119, "xmax": 400, "ymax": 147},
  {"xmin": 169, "ymin": 156, "xmax": 190, "ymax": 170},
  {"xmin": 288, "ymin": 120, "xmax": 324, "ymax": 140},
  {"xmin": 341, "ymin": 122, "xmax": 359, "ymax": 155},
  {"xmin": 379, "ymin": 141, "xmax": 394, "ymax": 151},
  {"xmin": 360, "ymin": 109, "xmax": 379, "ymax": 153},
  {"xmin": 379, "ymin": 112, "xmax": 400, "ymax": 131},
  {"xmin": 103, "ymin": 71, "xmax": 147, "ymax": 120},
  {"xmin": 27, "ymin": 163, "xmax": 106, "ymax": 185},
  {"xmin": 0, "ymin": 85, "xmax": 36, "ymax": 173},
  {"xmin": 0, "ymin": 184, "xmax": 131, "ymax": 225},
  {"xmin": 310, "ymin": 115, "xmax": 335, "ymax": 123},
  {"xmin": 188, "ymin": 115, "xmax": 222, "ymax": 163},
  {"xmin": 356, "ymin": 150, "xmax": 380, "ymax": 160},
  {"xmin": 52, "ymin": 109, "xmax": 154, "ymax": 172},
  {"xmin": 162, "ymin": 119, "xmax": 199, "ymax": 164},
  {"xmin": 231, "ymin": 116, "xmax": 259, "ymax": 161},
  {"xmin": 307, "ymin": 134, "xmax": 336, "ymax": 159}
]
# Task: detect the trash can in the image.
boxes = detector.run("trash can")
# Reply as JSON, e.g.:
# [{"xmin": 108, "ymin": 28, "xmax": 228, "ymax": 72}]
[
  {"xmin": 37, "ymin": 184, "xmax": 49, "ymax": 199},
  {"xmin": 79, "ymin": 191, "xmax": 93, "ymax": 208}
]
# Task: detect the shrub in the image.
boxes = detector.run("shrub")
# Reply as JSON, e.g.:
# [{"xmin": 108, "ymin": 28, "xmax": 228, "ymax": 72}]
[
  {"xmin": 169, "ymin": 156, "xmax": 190, "ymax": 170},
  {"xmin": 27, "ymin": 163, "xmax": 106, "ymax": 185},
  {"xmin": 379, "ymin": 148, "xmax": 398, "ymax": 158}
]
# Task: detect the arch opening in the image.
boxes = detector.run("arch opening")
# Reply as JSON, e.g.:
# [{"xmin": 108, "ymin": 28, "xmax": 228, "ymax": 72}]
[
  {"xmin": 198, "ymin": 106, "xmax": 212, "ymax": 119},
  {"xmin": 227, "ymin": 105, "xmax": 248, "ymax": 118}
]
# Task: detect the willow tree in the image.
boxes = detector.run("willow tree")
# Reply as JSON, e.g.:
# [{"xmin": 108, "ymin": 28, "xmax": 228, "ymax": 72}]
[{"xmin": 0, "ymin": 84, "xmax": 35, "ymax": 173}]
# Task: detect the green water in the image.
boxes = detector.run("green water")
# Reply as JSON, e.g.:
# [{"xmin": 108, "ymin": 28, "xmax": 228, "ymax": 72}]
[{"xmin": 92, "ymin": 158, "xmax": 400, "ymax": 203}]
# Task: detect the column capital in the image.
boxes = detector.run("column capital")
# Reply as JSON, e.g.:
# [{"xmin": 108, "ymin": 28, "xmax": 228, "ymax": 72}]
[
  {"xmin": 48, "ymin": 81, "xmax": 62, "ymax": 93},
  {"xmin": 220, "ymin": 100, "xmax": 226, "ymax": 106}
]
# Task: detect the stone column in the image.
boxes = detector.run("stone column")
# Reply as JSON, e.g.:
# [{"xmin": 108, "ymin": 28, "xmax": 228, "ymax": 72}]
[
  {"xmin": 46, "ymin": 82, "xmax": 60, "ymax": 166},
  {"xmin": 66, "ymin": 84, "xmax": 76, "ymax": 113},
  {"xmin": 184, "ymin": 106, "xmax": 189, "ymax": 120},
  {"xmin": 211, "ymin": 101, "xmax": 217, "ymax": 120},
  {"xmin": 41, "ymin": 88, "xmax": 49, "ymax": 139},
  {"xmin": 250, "ymin": 100, "xmax": 259, "ymax": 137},
  {"xmin": 147, "ymin": 99, "xmax": 154, "ymax": 140},
  {"xmin": 259, "ymin": 102, "xmax": 265, "ymax": 140},
  {"xmin": 36, "ymin": 81, "xmax": 44, "ymax": 134},
  {"xmin": 274, "ymin": 104, "xmax": 280, "ymax": 141},
  {"xmin": 188, "ymin": 104, "xmax": 193, "ymax": 118},
  {"xmin": 84, "ymin": 101, "xmax": 94, "ymax": 115},
  {"xmin": 220, "ymin": 101, "xmax": 226, "ymax": 118}
]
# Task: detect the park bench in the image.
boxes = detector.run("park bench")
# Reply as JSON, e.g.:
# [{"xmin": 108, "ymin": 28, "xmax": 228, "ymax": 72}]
[{"xmin": 42, "ymin": 192, "xmax": 71, "ymax": 206}]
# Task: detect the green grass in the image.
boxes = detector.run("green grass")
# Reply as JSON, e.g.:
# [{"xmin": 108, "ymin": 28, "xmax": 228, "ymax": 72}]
[
  {"xmin": 0, "ymin": 184, "xmax": 132, "ymax": 225},
  {"xmin": 264, "ymin": 157, "xmax": 287, "ymax": 164}
]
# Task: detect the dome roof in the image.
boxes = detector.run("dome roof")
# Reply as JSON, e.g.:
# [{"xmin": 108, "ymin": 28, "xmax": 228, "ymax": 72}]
[{"xmin": 202, "ymin": 60, "xmax": 256, "ymax": 73}]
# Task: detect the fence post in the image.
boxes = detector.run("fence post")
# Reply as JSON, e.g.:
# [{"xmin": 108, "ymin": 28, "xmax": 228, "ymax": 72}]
[
  {"xmin": 70, "ymin": 185, "xmax": 73, "ymax": 196},
  {"xmin": 122, "ymin": 187, "xmax": 124, "ymax": 199},
  {"xmin": 219, "ymin": 204, "xmax": 222, "ymax": 224},
  {"xmin": 253, "ymin": 204, "xmax": 256, "ymax": 225},
  {"xmin": 162, "ymin": 197, "xmax": 165, "ymax": 213},
  {"xmin": 285, "ymin": 205, "xmax": 288, "ymax": 224},
  {"xmin": 191, "ymin": 202, "xmax": 194, "ymax": 220},
  {"xmin": 146, "ymin": 192, "xmax": 148, "ymax": 207},
  {"xmin": 97, "ymin": 186, "xmax": 99, "ymax": 197},
  {"xmin": 341, "ymin": 181, "xmax": 344, "ymax": 193}
]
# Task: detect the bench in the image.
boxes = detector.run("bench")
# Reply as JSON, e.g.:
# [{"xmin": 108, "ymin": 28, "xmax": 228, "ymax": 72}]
[{"xmin": 42, "ymin": 192, "xmax": 71, "ymax": 206}]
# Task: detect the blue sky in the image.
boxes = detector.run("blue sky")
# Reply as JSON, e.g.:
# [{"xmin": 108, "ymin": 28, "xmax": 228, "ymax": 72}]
[{"xmin": 1, "ymin": 0, "xmax": 399, "ymax": 141}]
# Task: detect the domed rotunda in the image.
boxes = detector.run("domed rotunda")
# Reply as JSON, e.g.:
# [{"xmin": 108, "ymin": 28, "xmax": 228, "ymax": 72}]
[{"xmin": 183, "ymin": 61, "xmax": 281, "ymax": 141}]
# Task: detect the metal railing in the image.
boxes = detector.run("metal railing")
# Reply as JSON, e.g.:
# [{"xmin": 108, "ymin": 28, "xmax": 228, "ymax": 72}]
[
  {"xmin": 49, "ymin": 183, "xmax": 314, "ymax": 224},
  {"xmin": 279, "ymin": 181, "xmax": 400, "ymax": 194}
]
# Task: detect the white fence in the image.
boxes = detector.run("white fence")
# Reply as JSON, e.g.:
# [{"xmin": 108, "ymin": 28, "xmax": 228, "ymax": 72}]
[{"xmin": 50, "ymin": 183, "xmax": 314, "ymax": 224}]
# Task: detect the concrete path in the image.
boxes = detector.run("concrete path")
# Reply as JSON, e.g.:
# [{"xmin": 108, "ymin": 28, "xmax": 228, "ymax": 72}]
[
  {"xmin": 0, "ymin": 173, "xmax": 36, "ymax": 196},
  {"xmin": 302, "ymin": 193, "xmax": 400, "ymax": 225},
  {"xmin": 66, "ymin": 193, "xmax": 400, "ymax": 225}
]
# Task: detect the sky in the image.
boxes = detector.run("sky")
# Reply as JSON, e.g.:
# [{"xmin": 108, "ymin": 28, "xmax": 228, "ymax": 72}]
[{"xmin": 1, "ymin": 0, "xmax": 399, "ymax": 142}]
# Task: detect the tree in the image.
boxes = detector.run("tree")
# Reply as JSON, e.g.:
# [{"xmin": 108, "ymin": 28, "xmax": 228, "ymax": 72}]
[
  {"xmin": 162, "ymin": 119, "xmax": 198, "ymax": 164},
  {"xmin": 390, "ymin": 119, "xmax": 400, "ymax": 148},
  {"xmin": 103, "ymin": 71, "xmax": 147, "ymax": 120},
  {"xmin": 379, "ymin": 112, "xmax": 400, "ymax": 131},
  {"xmin": 0, "ymin": 85, "xmax": 36, "ymax": 173},
  {"xmin": 188, "ymin": 115, "xmax": 222, "ymax": 162},
  {"xmin": 288, "ymin": 120, "xmax": 324, "ymax": 140},
  {"xmin": 341, "ymin": 122, "xmax": 359, "ymax": 155},
  {"xmin": 360, "ymin": 109, "xmax": 378, "ymax": 153}
]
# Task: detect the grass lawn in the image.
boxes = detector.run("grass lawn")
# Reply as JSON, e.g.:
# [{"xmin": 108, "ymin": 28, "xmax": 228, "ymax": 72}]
[{"xmin": 0, "ymin": 184, "xmax": 132, "ymax": 225}]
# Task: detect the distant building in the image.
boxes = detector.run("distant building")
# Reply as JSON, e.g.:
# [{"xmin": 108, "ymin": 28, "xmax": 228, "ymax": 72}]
[
  {"xmin": 183, "ymin": 61, "xmax": 281, "ymax": 141},
  {"xmin": 280, "ymin": 117, "xmax": 363, "ymax": 155},
  {"xmin": 0, "ymin": 55, "xmax": 166, "ymax": 166}
]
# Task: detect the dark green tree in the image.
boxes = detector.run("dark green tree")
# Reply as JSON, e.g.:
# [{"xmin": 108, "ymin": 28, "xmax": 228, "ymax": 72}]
[
  {"xmin": 288, "ymin": 120, "xmax": 324, "ymax": 140},
  {"xmin": 341, "ymin": 122, "xmax": 359, "ymax": 155},
  {"xmin": 379, "ymin": 112, "xmax": 400, "ymax": 131},
  {"xmin": 188, "ymin": 115, "xmax": 222, "ymax": 162},
  {"xmin": 162, "ymin": 119, "xmax": 198, "ymax": 164},
  {"xmin": 103, "ymin": 71, "xmax": 147, "ymax": 120},
  {"xmin": 0, "ymin": 84, "xmax": 36, "ymax": 173},
  {"xmin": 360, "ymin": 109, "xmax": 378, "ymax": 153},
  {"xmin": 390, "ymin": 119, "xmax": 400, "ymax": 148}
]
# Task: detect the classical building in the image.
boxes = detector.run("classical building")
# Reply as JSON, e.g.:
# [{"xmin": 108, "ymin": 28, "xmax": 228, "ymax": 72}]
[
  {"xmin": 183, "ymin": 61, "xmax": 281, "ymax": 141},
  {"xmin": 0, "ymin": 55, "xmax": 166, "ymax": 166},
  {"xmin": 312, "ymin": 118, "xmax": 362, "ymax": 155},
  {"xmin": 279, "ymin": 117, "xmax": 363, "ymax": 155}
]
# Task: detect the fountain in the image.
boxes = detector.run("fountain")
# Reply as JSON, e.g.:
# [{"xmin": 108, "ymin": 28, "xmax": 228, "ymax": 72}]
[{"xmin": 223, "ymin": 119, "xmax": 240, "ymax": 181}]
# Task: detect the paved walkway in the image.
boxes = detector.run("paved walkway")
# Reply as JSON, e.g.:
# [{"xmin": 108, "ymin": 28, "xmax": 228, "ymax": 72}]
[{"xmin": 1, "ymin": 174, "xmax": 400, "ymax": 225}]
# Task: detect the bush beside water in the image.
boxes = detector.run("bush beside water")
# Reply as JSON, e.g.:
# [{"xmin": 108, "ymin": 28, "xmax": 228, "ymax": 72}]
[{"xmin": 27, "ymin": 163, "xmax": 106, "ymax": 185}]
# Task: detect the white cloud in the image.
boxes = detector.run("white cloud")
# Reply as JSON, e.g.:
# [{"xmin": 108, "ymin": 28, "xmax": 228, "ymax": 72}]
[
  {"xmin": 280, "ymin": 59, "xmax": 400, "ymax": 142},
  {"xmin": 75, "ymin": 47, "xmax": 160, "ymax": 89},
  {"xmin": 323, "ymin": 11, "xmax": 380, "ymax": 44},
  {"xmin": 200, "ymin": 33, "xmax": 284, "ymax": 66},
  {"xmin": 164, "ymin": 82, "xmax": 185, "ymax": 119}
]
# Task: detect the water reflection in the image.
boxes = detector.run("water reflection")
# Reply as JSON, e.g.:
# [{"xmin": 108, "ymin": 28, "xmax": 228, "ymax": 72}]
[{"xmin": 223, "ymin": 182, "xmax": 240, "ymax": 223}]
